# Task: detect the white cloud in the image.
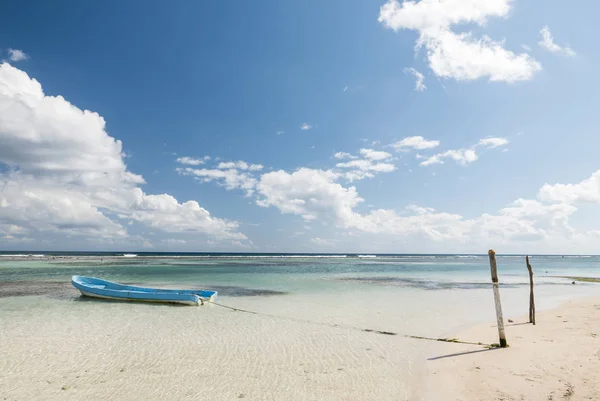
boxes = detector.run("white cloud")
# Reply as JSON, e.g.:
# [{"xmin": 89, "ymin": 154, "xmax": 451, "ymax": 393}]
[
  {"xmin": 404, "ymin": 67, "xmax": 426, "ymax": 91},
  {"xmin": 422, "ymin": 30, "xmax": 541, "ymax": 82},
  {"xmin": 233, "ymin": 156, "xmax": 600, "ymax": 252},
  {"xmin": 0, "ymin": 63, "xmax": 246, "ymax": 245},
  {"xmin": 252, "ymin": 167, "xmax": 514, "ymax": 244},
  {"xmin": 176, "ymin": 159, "xmax": 263, "ymax": 196},
  {"xmin": 379, "ymin": 0, "xmax": 541, "ymax": 82},
  {"xmin": 331, "ymin": 149, "xmax": 396, "ymax": 182},
  {"xmin": 176, "ymin": 156, "xmax": 206, "ymax": 166},
  {"xmin": 7, "ymin": 49, "xmax": 28, "ymax": 62},
  {"xmin": 256, "ymin": 168, "xmax": 363, "ymax": 222},
  {"xmin": 420, "ymin": 136, "xmax": 508, "ymax": 166},
  {"xmin": 334, "ymin": 151, "xmax": 357, "ymax": 160},
  {"xmin": 478, "ymin": 137, "xmax": 509, "ymax": 148},
  {"xmin": 276, "ymin": 131, "xmax": 284, "ymax": 135},
  {"xmin": 300, "ymin": 123, "xmax": 313, "ymax": 130},
  {"xmin": 217, "ymin": 161, "xmax": 263, "ymax": 171},
  {"xmin": 177, "ymin": 167, "xmax": 258, "ymax": 196},
  {"xmin": 336, "ymin": 159, "xmax": 395, "ymax": 173},
  {"xmin": 521, "ymin": 44, "xmax": 532, "ymax": 52},
  {"xmin": 539, "ymin": 170, "xmax": 600, "ymax": 204},
  {"xmin": 391, "ymin": 136, "xmax": 440, "ymax": 151},
  {"xmin": 343, "ymin": 86, "xmax": 349, "ymax": 92},
  {"xmin": 129, "ymin": 191, "xmax": 246, "ymax": 240},
  {"xmin": 420, "ymin": 148, "xmax": 478, "ymax": 166},
  {"xmin": 359, "ymin": 148, "xmax": 392, "ymax": 161},
  {"xmin": 539, "ymin": 26, "xmax": 575, "ymax": 56},
  {"xmin": 336, "ymin": 158, "xmax": 396, "ymax": 182}
]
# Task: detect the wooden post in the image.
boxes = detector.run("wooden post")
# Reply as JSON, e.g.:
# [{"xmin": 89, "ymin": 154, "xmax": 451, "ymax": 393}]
[
  {"xmin": 526, "ymin": 256, "xmax": 535, "ymax": 325},
  {"xmin": 488, "ymin": 250, "xmax": 507, "ymax": 347}
]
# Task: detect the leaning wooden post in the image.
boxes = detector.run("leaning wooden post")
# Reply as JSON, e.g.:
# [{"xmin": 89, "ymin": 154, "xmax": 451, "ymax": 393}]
[
  {"xmin": 526, "ymin": 256, "xmax": 535, "ymax": 325},
  {"xmin": 488, "ymin": 250, "xmax": 507, "ymax": 347}
]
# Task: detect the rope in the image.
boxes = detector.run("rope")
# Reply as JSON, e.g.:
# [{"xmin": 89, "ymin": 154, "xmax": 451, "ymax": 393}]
[{"xmin": 207, "ymin": 300, "xmax": 489, "ymax": 347}]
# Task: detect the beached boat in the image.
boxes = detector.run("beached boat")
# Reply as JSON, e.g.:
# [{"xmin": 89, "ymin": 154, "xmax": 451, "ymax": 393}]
[{"xmin": 71, "ymin": 275, "xmax": 217, "ymax": 306}]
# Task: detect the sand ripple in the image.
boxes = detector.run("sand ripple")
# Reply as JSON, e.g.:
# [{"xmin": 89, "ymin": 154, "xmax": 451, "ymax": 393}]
[{"xmin": 1, "ymin": 296, "xmax": 420, "ymax": 400}]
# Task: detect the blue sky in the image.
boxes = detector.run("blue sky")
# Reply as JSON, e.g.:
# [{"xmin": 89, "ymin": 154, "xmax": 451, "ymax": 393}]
[{"xmin": 1, "ymin": 0, "xmax": 600, "ymax": 253}]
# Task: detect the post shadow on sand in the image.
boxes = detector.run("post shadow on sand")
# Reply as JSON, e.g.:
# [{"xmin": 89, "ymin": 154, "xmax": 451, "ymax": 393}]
[{"xmin": 428, "ymin": 347, "xmax": 501, "ymax": 361}]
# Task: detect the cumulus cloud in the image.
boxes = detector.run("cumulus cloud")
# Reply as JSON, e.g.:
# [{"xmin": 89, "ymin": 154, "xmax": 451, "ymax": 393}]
[
  {"xmin": 359, "ymin": 148, "xmax": 392, "ymax": 161},
  {"xmin": 379, "ymin": 0, "xmax": 541, "ymax": 82},
  {"xmin": 0, "ymin": 63, "xmax": 246, "ymax": 245},
  {"xmin": 539, "ymin": 170, "xmax": 600, "ymax": 204},
  {"xmin": 129, "ymin": 191, "xmax": 245, "ymax": 239},
  {"xmin": 176, "ymin": 156, "xmax": 206, "ymax": 166},
  {"xmin": 420, "ymin": 136, "xmax": 508, "ymax": 166},
  {"xmin": 420, "ymin": 148, "xmax": 478, "ymax": 166},
  {"xmin": 256, "ymin": 168, "xmax": 363, "ymax": 221},
  {"xmin": 177, "ymin": 167, "xmax": 258, "ymax": 196},
  {"xmin": 391, "ymin": 136, "xmax": 440, "ymax": 151},
  {"xmin": 252, "ymin": 163, "xmax": 600, "ymax": 252},
  {"xmin": 176, "ymin": 159, "xmax": 263, "ymax": 196},
  {"xmin": 336, "ymin": 159, "xmax": 395, "ymax": 173},
  {"xmin": 478, "ymin": 137, "xmax": 509, "ymax": 148},
  {"xmin": 538, "ymin": 26, "xmax": 575, "ymax": 56},
  {"xmin": 174, "ymin": 145, "xmax": 600, "ymax": 252},
  {"xmin": 217, "ymin": 161, "xmax": 263, "ymax": 171},
  {"xmin": 332, "ymin": 149, "xmax": 396, "ymax": 182},
  {"xmin": 7, "ymin": 49, "xmax": 28, "ymax": 62},
  {"xmin": 334, "ymin": 152, "xmax": 357, "ymax": 160},
  {"xmin": 404, "ymin": 67, "xmax": 426, "ymax": 91},
  {"xmin": 300, "ymin": 123, "xmax": 313, "ymax": 130}
]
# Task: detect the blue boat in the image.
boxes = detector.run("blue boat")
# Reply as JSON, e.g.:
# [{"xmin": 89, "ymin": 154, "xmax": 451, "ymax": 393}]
[{"xmin": 71, "ymin": 275, "xmax": 217, "ymax": 306}]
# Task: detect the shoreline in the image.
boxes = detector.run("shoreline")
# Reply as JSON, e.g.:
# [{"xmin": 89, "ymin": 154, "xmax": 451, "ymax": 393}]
[{"xmin": 424, "ymin": 296, "xmax": 600, "ymax": 400}]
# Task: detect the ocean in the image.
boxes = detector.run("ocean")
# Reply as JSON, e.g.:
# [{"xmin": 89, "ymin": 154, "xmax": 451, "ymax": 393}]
[{"xmin": 1, "ymin": 253, "xmax": 599, "ymax": 400}]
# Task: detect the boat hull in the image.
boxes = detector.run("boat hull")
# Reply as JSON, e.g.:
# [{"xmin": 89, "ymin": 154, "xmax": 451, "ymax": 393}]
[
  {"xmin": 71, "ymin": 275, "xmax": 217, "ymax": 306},
  {"xmin": 78, "ymin": 289, "xmax": 202, "ymax": 306}
]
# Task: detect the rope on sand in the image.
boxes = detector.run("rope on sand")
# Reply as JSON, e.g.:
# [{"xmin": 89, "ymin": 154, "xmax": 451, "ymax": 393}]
[{"xmin": 207, "ymin": 300, "xmax": 490, "ymax": 347}]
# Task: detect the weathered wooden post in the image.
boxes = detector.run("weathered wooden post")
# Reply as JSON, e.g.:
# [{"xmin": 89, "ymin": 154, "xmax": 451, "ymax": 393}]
[
  {"xmin": 526, "ymin": 256, "xmax": 535, "ymax": 325},
  {"xmin": 488, "ymin": 250, "xmax": 507, "ymax": 347}
]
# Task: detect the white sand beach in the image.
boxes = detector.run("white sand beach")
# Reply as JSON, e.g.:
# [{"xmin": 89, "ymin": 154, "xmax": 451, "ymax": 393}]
[{"xmin": 426, "ymin": 297, "xmax": 600, "ymax": 400}]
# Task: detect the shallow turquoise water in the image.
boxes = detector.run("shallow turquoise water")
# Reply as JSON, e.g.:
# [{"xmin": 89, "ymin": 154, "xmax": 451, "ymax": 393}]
[{"xmin": 1, "ymin": 254, "xmax": 599, "ymax": 295}]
